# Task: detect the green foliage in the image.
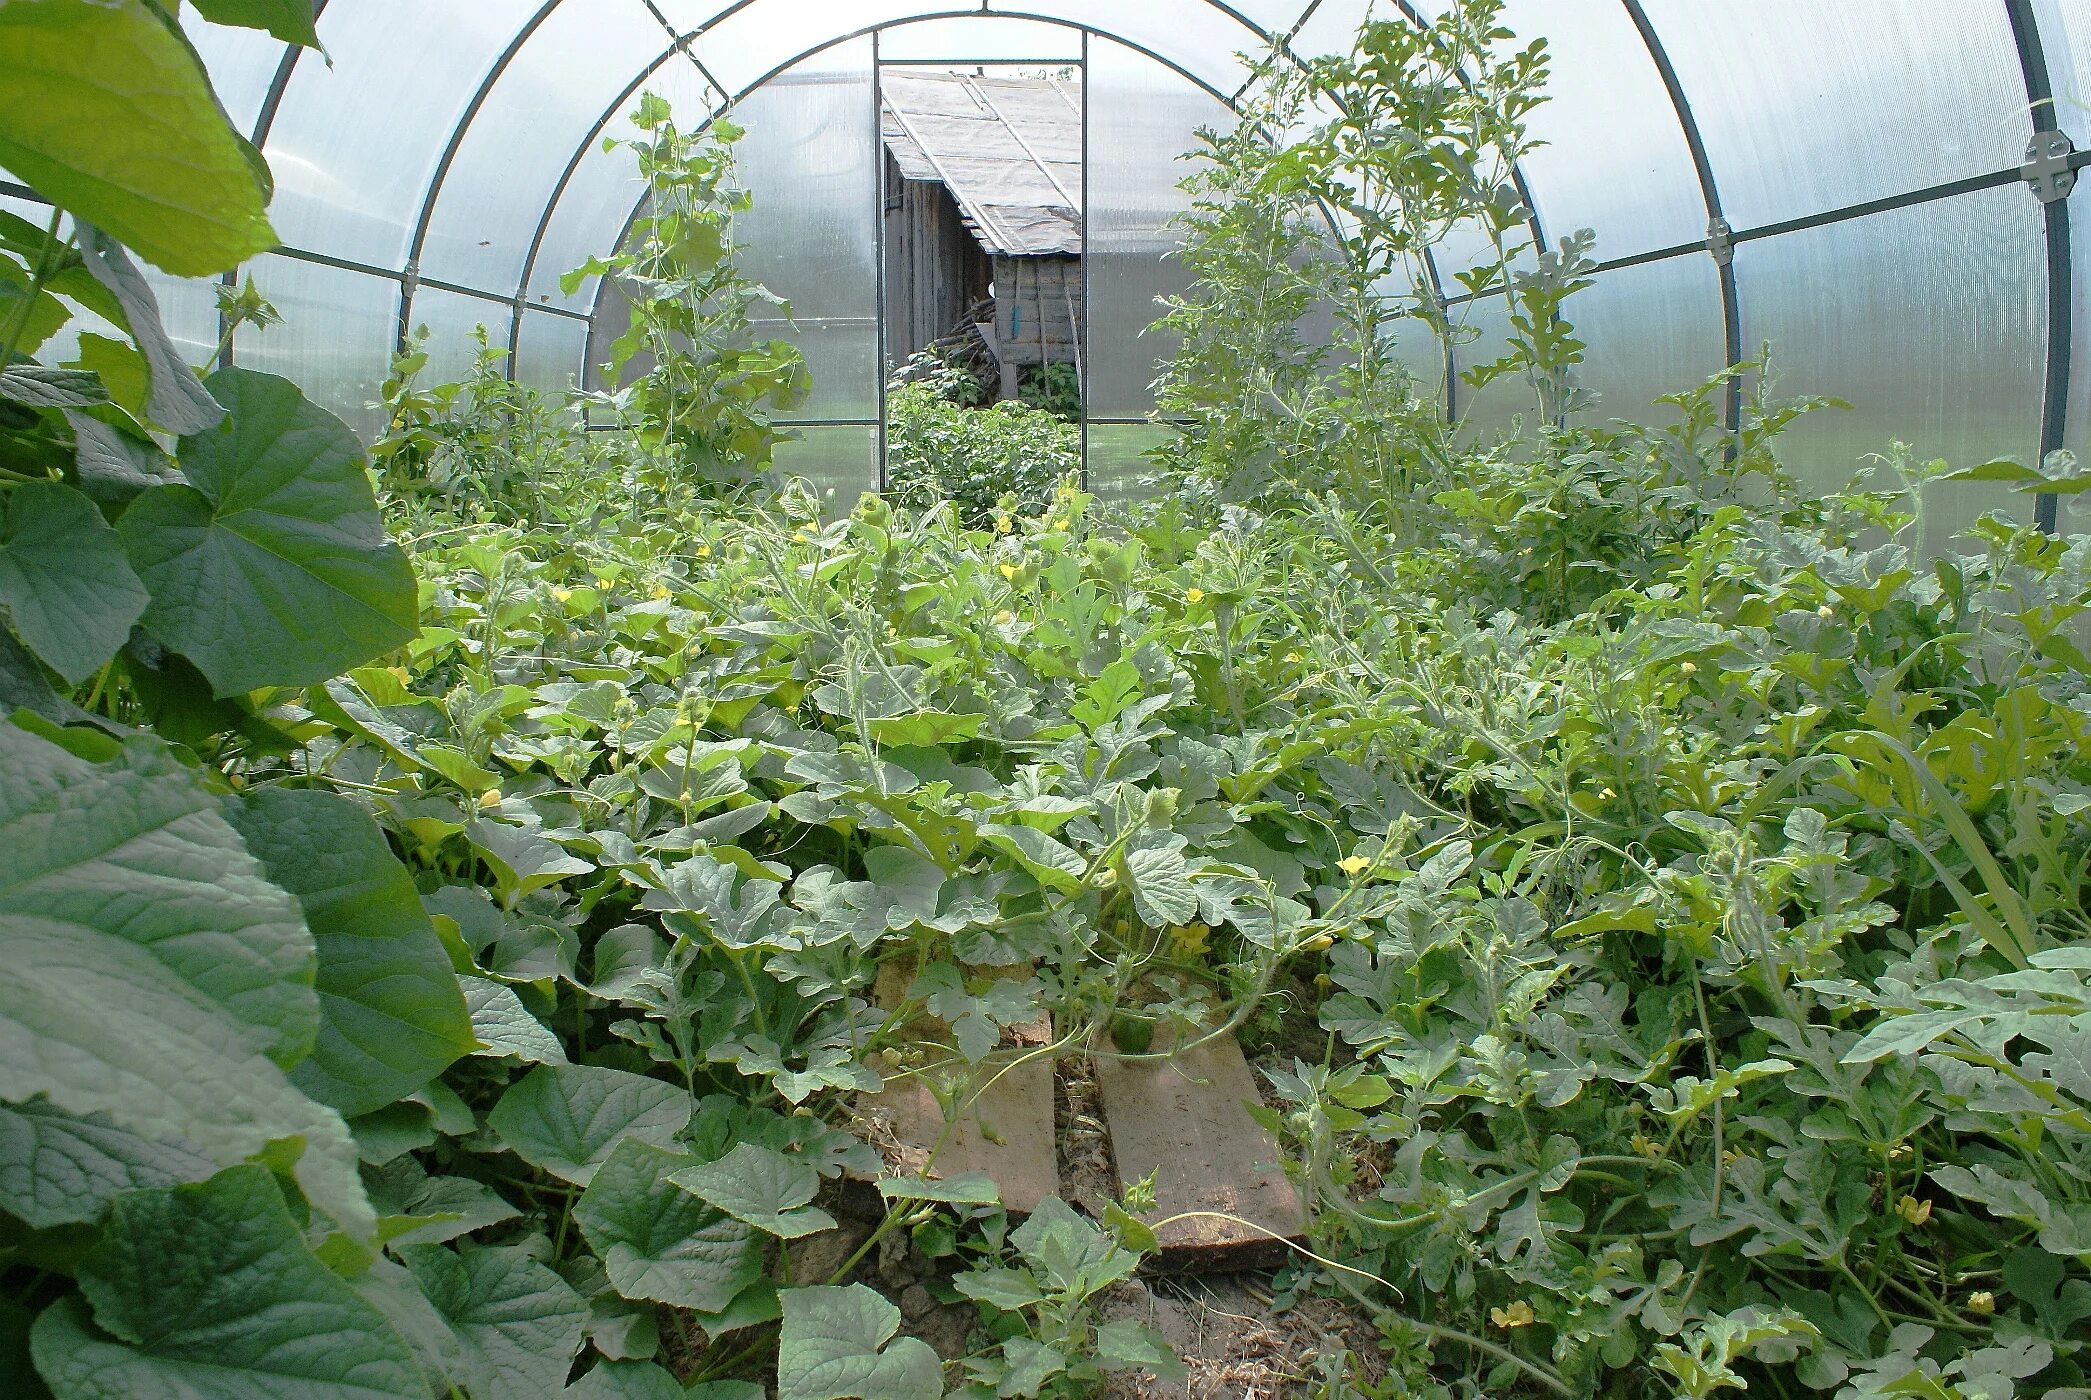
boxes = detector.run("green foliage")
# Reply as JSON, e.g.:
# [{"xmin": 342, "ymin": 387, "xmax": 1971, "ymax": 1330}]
[
  {"xmin": 885, "ymin": 353, "xmax": 1076, "ymax": 526},
  {"xmin": 569, "ymin": 95, "xmax": 811, "ymax": 488}
]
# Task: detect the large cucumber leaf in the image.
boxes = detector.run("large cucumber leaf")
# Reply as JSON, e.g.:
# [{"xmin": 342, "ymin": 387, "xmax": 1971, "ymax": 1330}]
[
  {"xmin": 26, "ymin": 1165, "xmax": 423, "ymax": 1399},
  {"xmin": 776, "ymin": 1285, "xmax": 943, "ymax": 1400},
  {"xmin": 574, "ymin": 1140, "xmax": 764, "ymax": 1312},
  {"xmin": 0, "ymin": 1099, "xmax": 215, "ymax": 1229},
  {"xmin": 0, "ymin": 0, "xmax": 276, "ymax": 276},
  {"xmin": 401, "ymin": 1244, "xmax": 588, "ymax": 1400},
  {"xmin": 0, "ymin": 482, "xmax": 149, "ymax": 687},
  {"xmin": 0, "ymin": 725, "xmax": 371, "ymax": 1234},
  {"xmin": 188, "ymin": 0, "xmax": 323, "ymax": 48},
  {"xmin": 117, "ymin": 368, "xmax": 419, "ymax": 696},
  {"xmin": 487, "ymin": 1064, "xmax": 690, "ymax": 1187},
  {"xmin": 227, "ymin": 789, "xmax": 475, "ymax": 1118}
]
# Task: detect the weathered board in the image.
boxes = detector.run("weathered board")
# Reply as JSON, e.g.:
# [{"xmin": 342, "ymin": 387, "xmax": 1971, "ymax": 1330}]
[
  {"xmin": 850, "ymin": 958, "xmax": 1059, "ymax": 1216},
  {"xmin": 1095, "ymin": 1029, "xmax": 1306, "ymax": 1270}
]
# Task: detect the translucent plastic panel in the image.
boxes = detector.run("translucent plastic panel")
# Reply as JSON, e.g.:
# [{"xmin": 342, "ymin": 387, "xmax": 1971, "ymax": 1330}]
[
  {"xmin": 773, "ymin": 426, "xmax": 879, "ymax": 514},
  {"xmin": 1288, "ymin": 0, "xmax": 1372, "ymax": 61},
  {"xmin": 407, "ymin": 288, "xmax": 514, "ymax": 387},
  {"xmin": 235, "ymin": 255, "xmax": 399, "ymax": 439},
  {"xmin": 1568, "ymin": 254, "xmax": 1725, "ymax": 426},
  {"xmin": 2061, "ymin": 182, "xmax": 2091, "ymax": 532},
  {"xmin": 879, "ymin": 17, "xmax": 1084, "ymax": 62},
  {"xmin": 1640, "ymin": 0, "xmax": 2031, "ymax": 231},
  {"xmin": 418, "ymin": 0, "xmax": 668, "ymax": 293},
  {"xmin": 1087, "ymin": 38, "xmax": 1232, "ymax": 418},
  {"xmin": 2031, "ymin": 0, "xmax": 2091, "ymax": 146},
  {"xmin": 515, "ymin": 309, "xmax": 590, "ymax": 397},
  {"xmin": 142, "ymin": 272, "xmax": 225, "ymax": 374},
  {"xmin": 993, "ymin": 0, "xmax": 1252, "ymax": 95},
  {"xmin": 1449, "ymin": 294, "xmax": 1530, "ymax": 442},
  {"xmin": 728, "ymin": 43, "xmax": 881, "ymax": 421},
  {"xmin": 690, "ymin": 1, "xmax": 942, "ymax": 96},
  {"xmin": 264, "ymin": 0, "xmax": 543, "ymax": 268},
  {"xmin": 1205, "ymin": 0, "xmax": 1313, "ymax": 38},
  {"xmin": 184, "ymin": 9, "xmax": 286, "ymax": 135},
  {"xmin": 523, "ymin": 62, "xmax": 720, "ymax": 312},
  {"xmin": 1087, "ymin": 422, "xmax": 1173, "ymax": 502},
  {"xmin": 1735, "ymin": 186, "xmax": 2042, "ymax": 556},
  {"xmin": 1493, "ymin": 0, "xmax": 1703, "ymax": 261}
]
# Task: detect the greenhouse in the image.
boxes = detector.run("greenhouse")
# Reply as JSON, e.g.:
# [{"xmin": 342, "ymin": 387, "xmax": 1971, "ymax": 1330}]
[{"xmin": 4, "ymin": 0, "xmax": 2091, "ymax": 1395}]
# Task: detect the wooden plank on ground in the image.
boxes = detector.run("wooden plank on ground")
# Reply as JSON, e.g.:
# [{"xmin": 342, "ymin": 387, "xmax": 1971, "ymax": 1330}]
[
  {"xmin": 1094, "ymin": 1030, "xmax": 1305, "ymax": 1271},
  {"xmin": 850, "ymin": 959, "xmax": 1059, "ymax": 1216}
]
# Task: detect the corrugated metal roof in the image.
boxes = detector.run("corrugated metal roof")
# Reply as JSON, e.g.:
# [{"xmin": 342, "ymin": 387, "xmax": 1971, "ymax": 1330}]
[{"xmin": 881, "ymin": 71, "xmax": 1083, "ymax": 258}]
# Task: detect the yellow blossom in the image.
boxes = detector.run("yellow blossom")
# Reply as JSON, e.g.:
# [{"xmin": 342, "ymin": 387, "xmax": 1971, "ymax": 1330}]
[
  {"xmin": 478, "ymin": 790, "xmax": 501, "ymax": 809},
  {"xmin": 1285, "ymin": 651, "xmax": 1302, "ymax": 664},
  {"xmin": 1185, "ymin": 588, "xmax": 1206, "ymax": 604},
  {"xmin": 1680, "ymin": 660, "xmax": 1697, "ymax": 675},
  {"xmin": 1491, "ymin": 1301, "xmax": 1535, "ymax": 1329},
  {"xmin": 388, "ymin": 666, "xmax": 413, "ymax": 685},
  {"xmin": 651, "ymin": 584, "xmax": 671, "ymax": 600},
  {"xmin": 696, "ymin": 544, "xmax": 712, "ymax": 558},
  {"xmin": 1969, "ymin": 1291, "xmax": 1995, "ymax": 1315},
  {"xmin": 993, "ymin": 609, "xmax": 1014, "ymax": 625},
  {"xmin": 1338, "ymin": 855, "xmax": 1371, "ymax": 876},
  {"xmin": 1049, "ymin": 517, "xmax": 1067, "ymax": 531},
  {"xmin": 1300, "ymin": 932, "xmax": 1334, "ymax": 952},
  {"xmin": 1897, "ymin": 1195, "xmax": 1932, "ymax": 1226},
  {"xmin": 1170, "ymin": 922, "xmax": 1211, "ymax": 958},
  {"xmin": 552, "ymin": 587, "xmax": 571, "ymax": 604},
  {"xmin": 999, "ymin": 564, "xmax": 1018, "ymax": 580},
  {"xmin": 792, "ymin": 528, "xmax": 811, "ymax": 543},
  {"xmin": 1599, "ymin": 786, "xmax": 1616, "ymax": 800},
  {"xmin": 1818, "ymin": 603, "xmax": 1834, "ymax": 619},
  {"xmin": 994, "ymin": 514, "xmax": 1012, "ymax": 534}
]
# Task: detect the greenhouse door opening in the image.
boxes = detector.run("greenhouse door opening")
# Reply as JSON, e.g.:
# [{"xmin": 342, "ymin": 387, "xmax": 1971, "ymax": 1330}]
[{"xmin": 879, "ymin": 61, "xmax": 1086, "ymax": 512}]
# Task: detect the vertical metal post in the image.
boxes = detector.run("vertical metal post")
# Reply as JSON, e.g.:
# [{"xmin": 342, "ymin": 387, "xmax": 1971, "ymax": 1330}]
[
  {"xmin": 2005, "ymin": 0, "xmax": 2072, "ymax": 534},
  {"xmin": 875, "ymin": 29, "xmax": 890, "ymax": 492}
]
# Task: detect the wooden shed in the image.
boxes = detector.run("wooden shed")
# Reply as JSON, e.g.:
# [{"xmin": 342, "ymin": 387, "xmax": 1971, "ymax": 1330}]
[{"xmin": 882, "ymin": 70, "xmax": 1083, "ymax": 400}]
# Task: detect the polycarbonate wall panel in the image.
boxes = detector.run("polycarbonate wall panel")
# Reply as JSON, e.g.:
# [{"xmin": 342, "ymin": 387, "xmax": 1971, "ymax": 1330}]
[
  {"xmin": 727, "ymin": 43, "xmax": 880, "ymax": 422},
  {"xmin": 879, "ymin": 17, "xmax": 1084, "ymax": 62},
  {"xmin": 1449, "ymin": 294, "xmax": 1529, "ymax": 440},
  {"xmin": 2062, "ymin": 179, "xmax": 2091, "ymax": 532},
  {"xmin": 263, "ymin": 0, "xmax": 542, "ymax": 268},
  {"xmin": 998, "ymin": 0, "xmax": 1254, "ymax": 93},
  {"xmin": 691, "ymin": 1, "xmax": 939, "ymax": 94},
  {"xmin": 1640, "ymin": 0, "xmax": 2031, "ymax": 230},
  {"xmin": 418, "ymin": 0, "xmax": 671, "ymax": 294},
  {"xmin": 1569, "ymin": 255, "xmax": 1726, "ymax": 426},
  {"xmin": 772, "ymin": 426, "xmax": 880, "ymax": 513},
  {"xmin": 524, "ymin": 61, "xmax": 719, "ymax": 313},
  {"xmin": 408, "ymin": 288, "xmax": 514, "ymax": 386},
  {"xmin": 141, "ymin": 272, "xmax": 225, "ymax": 374},
  {"xmin": 1493, "ymin": 0, "xmax": 1704, "ymax": 262},
  {"xmin": 1088, "ymin": 422, "xmax": 1174, "ymax": 502},
  {"xmin": 1288, "ymin": 0, "xmax": 1369, "ymax": 60},
  {"xmin": 1088, "ymin": 37, "xmax": 1233, "ymax": 419},
  {"xmin": 1734, "ymin": 185, "xmax": 2043, "ymax": 556},
  {"xmin": 514, "ymin": 310, "xmax": 590, "ymax": 397},
  {"xmin": 2030, "ymin": 0, "xmax": 2091, "ymax": 146},
  {"xmin": 236, "ymin": 255, "xmax": 398, "ymax": 438}
]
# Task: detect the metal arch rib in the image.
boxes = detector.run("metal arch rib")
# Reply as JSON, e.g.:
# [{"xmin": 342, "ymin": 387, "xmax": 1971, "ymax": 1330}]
[
  {"xmin": 219, "ymin": 0, "xmax": 327, "ymax": 368},
  {"xmin": 512, "ymin": 8, "xmax": 1276, "ymax": 385},
  {"xmin": 1620, "ymin": 0, "xmax": 1743, "ymax": 438},
  {"xmin": 2004, "ymin": 0, "xmax": 2070, "ymax": 535}
]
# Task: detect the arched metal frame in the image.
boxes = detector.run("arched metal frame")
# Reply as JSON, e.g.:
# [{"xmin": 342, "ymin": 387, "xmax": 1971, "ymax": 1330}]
[{"xmin": 10, "ymin": 0, "xmax": 2060, "ymax": 528}]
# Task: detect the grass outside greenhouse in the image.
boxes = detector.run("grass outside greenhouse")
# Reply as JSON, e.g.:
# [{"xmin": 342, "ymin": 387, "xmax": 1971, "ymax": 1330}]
[{"xmin": 1, "ymin": 1, "xmax": 2089, "ymax": 1398}]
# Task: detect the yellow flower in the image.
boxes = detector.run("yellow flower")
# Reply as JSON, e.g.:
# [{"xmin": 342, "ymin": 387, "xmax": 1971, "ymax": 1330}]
[
  {"xmin": 1185, "ymin": 588, "xmax": 1206, "ymax": 604},
  {"xmin": 1300, "ymin": 932, "xmax": 1335, "ymax": 952},
  {"xmin": 1897, "ymin": 1195, "xmax": 1932, "ymax": 1226},
  {"xmin": 1680, "ymin": 660, "xmax": 1697, "ymax": 675},
  {"xmin": 1818, "ymin": 603, "xmax": 1834, "ymax": 619},
  {"xmin": 792, "ymin": 528, "xmax": 811, "ymax": 543},
  {"xmin": 1599, "ymin": 786, "xmax": 1616, "ymax": 800},
  {"xmin": 551, "ymin": 587, "xmax": 571, "ymax": 604},
  {"xmin": 651, "ymin": 584, "xmax": 671, "ymax": 600},
  {"xmin": 1491, "ymin": 1301, "xmax": 1535, "ymax": 1329},
  {"xmin": 993, "ymin": 609, "xmax": 1014, "ymax": 625},
  {"xmin": 1338, "ymin": 855, "xmax": 1371, "ymax": 877},
  {"xmin": 1049, "ymin": 517, "xmax": 1067, "ymax": 531},
  {"xmin": 1285, "ymin": 650, "xmax": 1303, "ymax": 664},
  {"xmin": 696, "ymin": 544, "xmax": 712, "ymax": 558},
  {"xmin": 478, "ymin": 789, "xmax": 501, "ymax": 809},
  {"xmin": 994, "ymin": 514, "xmax": 1012, "ymax": 534},
  {"xmin": 1968, "ymin": 1291, "xmax": 1995, "ymax": 1316},
  {"xmin": 999, "ymin": 564, "xmax": 1018, "ymax": 580},
  {"xmin": 594, "ymin": 577, "xmax": 613, "ymax": 590},
  {"xmin": 1171, "ymin": 921, "xmax": 1211, "ymax": 957},
  {"xmin": 388, "ymin": 666, "xmax": 413, "ymax": 685}
]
